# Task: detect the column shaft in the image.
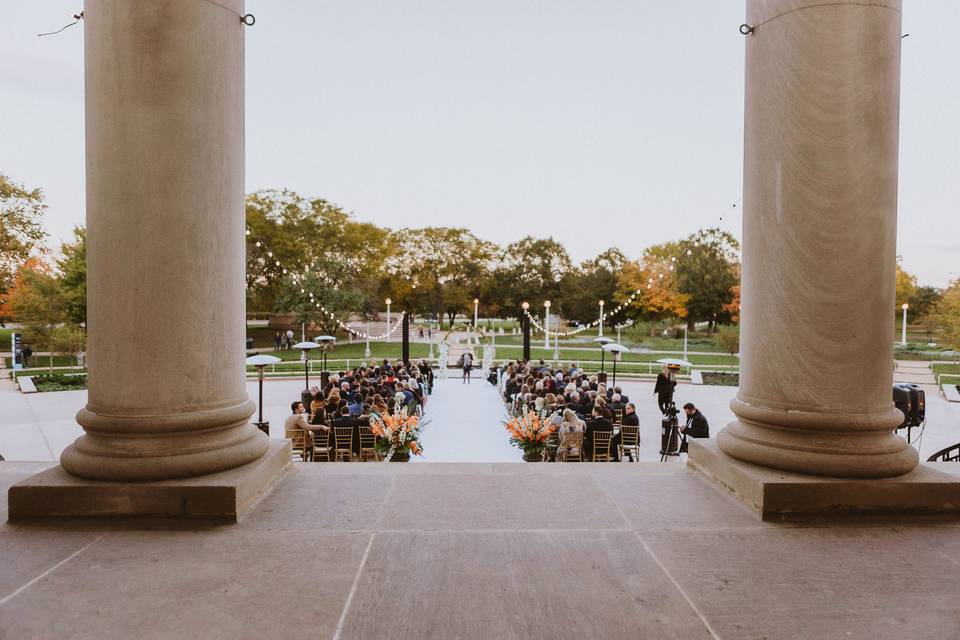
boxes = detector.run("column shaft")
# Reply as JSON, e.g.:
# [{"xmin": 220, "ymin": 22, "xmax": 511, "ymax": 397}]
[
  {"xmin": 61, "ymin": 0, "xmax": 267, "ymax": 481},
  {"xmin": 718, "ymin": 0, "xmax": 917, "ymax": 478}
]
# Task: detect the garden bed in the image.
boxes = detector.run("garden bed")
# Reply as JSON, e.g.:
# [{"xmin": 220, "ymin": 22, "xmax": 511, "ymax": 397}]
[
  {"xmin": 31, "ymin": 373, "xmax": 88, "ymax": 392},
  {"xmin": 701, "ymin": 372, "xmax": 739, "ymax": 387}
]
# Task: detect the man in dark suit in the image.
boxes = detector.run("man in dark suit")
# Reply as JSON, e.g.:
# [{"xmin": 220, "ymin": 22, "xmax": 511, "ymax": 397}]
[
  {"xmin": 654, "ymin": 367, "xmax": 677, "ymax": 414},
  {"xmin": 331, "ymin": 406, "xmax": 359, "ymax": 457},
  {"xmin": 583, "ymin": 408, "xmax": 617, "ymax": 461},
  {"xmin": 566, "ymin": 392, "xmax": 586, "ymax": 417},
  {"xmin": 679, "ymin": 402, "xmax": 709, "ymax": 453},
  {"xmin": 610, "ymin": 403, "xmax": 639, "ymax": 461}
]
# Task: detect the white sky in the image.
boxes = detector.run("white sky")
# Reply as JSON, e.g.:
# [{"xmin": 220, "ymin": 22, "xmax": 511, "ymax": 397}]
[{"xmin": 2, "ymin": 1, "xmax": 957, "ymax": 286}]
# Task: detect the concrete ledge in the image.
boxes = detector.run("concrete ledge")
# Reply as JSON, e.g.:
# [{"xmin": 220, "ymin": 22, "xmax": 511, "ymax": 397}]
[
  {"xmin": 688, "ymin": 439, "xmax": 960, "ymax": 521},
  {"xmin": 7, "ymin": 440, "xmax": 290, "ymax": 523}
]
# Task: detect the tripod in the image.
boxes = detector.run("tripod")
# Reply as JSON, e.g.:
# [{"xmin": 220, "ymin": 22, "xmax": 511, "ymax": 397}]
[{"xmin": 659, "ymin": 415, "xmax": 681, "ymax": 462}]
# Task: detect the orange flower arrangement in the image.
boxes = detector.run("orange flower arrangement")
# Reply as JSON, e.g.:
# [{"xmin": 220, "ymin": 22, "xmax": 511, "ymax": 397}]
[
  {"xmin": 370, "ymin": 407, "xmax": 425, "ymax": 460},
  {"xmin": 504, "ymin": 411, "xmax": 557, "ymax": 454}
]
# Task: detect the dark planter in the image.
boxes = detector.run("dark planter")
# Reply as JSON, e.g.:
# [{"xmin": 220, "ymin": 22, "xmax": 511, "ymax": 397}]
[
  {"xmin": 390, "ymin": 451, "xmax": 411, "ymax": 462},
  {"xmin": 522, "ymin": 447, "xmax": 544, "ymax": 462}
]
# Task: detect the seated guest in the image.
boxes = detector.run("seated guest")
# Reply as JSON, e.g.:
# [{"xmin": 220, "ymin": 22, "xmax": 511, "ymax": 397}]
[
  {"xmin": 309, "ymin": 397, "xmax": 328, "ymax": 426},
  {"xmin": 610, "ymin": 402, "xmax": 639, "ymax": 461},
  {"xmin": 566, "ymin": 392, "xmax": 585, "ymax": 416},
  {"xmin": 558, "ymin": 408, "xmax": 585, "ymax": 434},
  {"xmin": 613, "ymin": 386, "xmax": 629, "ymax": 403},
  {"xmin": 583, "ymin": 407, "xmax": 617, "ymax": 461},
  {"xmin": 608, "ymin": 393, "xmax": 626, "ymax": 414},
  {"xmin": 331, "ymin": 405, "xmax": 357, "ymax": 429},
  {"xmin": 284, "ymin": 401, "xmax": 311, "ymax": 434},
  {"xmin": 347, "ymin": 394, "xmax": 363, "ymax": 417}
]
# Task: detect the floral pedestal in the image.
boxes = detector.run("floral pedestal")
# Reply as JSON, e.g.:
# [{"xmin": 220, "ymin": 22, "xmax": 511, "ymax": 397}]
[{"xmin": 389, "ymin": 451, "xmax": 411, "ymax": 463}]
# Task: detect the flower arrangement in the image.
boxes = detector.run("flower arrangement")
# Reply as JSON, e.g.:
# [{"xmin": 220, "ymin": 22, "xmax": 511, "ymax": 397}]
[
  {"xmin": 369, "ymin": 404, "xmax": 425, "ymax": 461},
  {"xmin": 504, "ymin": 411, "xmax": 557, "ymax": 461}
]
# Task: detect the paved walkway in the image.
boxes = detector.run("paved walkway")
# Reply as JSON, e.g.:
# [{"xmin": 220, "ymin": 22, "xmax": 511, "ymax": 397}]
[{"xmin": 417, "ymin": 378, "xmax": 517, "ymax": 463}]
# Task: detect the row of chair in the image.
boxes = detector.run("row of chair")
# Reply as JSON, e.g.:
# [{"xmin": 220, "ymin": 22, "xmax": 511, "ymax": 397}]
[
  {"xmin": 286, "ymin": 425, "xmax": 381, "ymax": 462},
  {"xmin": 550, "ymin": 425, "xmax": 640, "ymax": 462}
]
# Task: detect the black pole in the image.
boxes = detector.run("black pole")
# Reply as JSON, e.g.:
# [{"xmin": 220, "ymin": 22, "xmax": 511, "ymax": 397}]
[
  {"xmin": 522, "ymin": 313, "xmax": 531, "ymax": 362},
  {"xmin": 303, "ymin": 349, "xmax": 309, "ymax": 390},
  {"xmin": 612, "ymin": 356, "xmax": 617, "ymax": 389},
  {"xmin": 257, "ymin": 368, "xmax": 264, "ymax": 423},
  {"xmin": 601, "ymin": 348, "xmax": 606, "ymax": 373},
  {"xmin": 402, "ymin": 313, "xmax": 410, "ymax": 363}
]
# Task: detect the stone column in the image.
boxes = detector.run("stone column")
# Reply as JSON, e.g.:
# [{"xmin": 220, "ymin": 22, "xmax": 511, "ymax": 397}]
[
  {"xmin": 60, "ymin": 0, "xmax": 268, "ymax": 481},
  {"xmin": 718, "ymin": 0, "xmax": 917, "ymax": 478}
]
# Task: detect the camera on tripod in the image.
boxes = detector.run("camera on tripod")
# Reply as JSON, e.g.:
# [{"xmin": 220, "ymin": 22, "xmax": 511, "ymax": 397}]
[
  {"xmin": 892, "ymin": 383, "xmax": 925, "ymax": 444},
  {"xmin": 660, "ymin": 401, "xmax": 681, "ymax": 460}
]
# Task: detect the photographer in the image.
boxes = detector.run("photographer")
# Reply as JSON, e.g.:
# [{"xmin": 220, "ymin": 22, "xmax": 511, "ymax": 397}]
[{"xmin": 679, "ymin": 402, "xmax": 709, "ymax": 452}]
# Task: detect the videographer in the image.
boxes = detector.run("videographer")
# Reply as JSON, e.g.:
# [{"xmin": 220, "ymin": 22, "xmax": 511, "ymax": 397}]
[{"xmin": 679, "ymin": 402, "xmax": 709, "ymax": 452}]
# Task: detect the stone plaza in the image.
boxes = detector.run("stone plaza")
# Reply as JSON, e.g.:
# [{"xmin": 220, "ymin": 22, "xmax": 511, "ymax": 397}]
[{"xmin": 5, "ymin": 0, "xmax": 960, "ymax": 638}]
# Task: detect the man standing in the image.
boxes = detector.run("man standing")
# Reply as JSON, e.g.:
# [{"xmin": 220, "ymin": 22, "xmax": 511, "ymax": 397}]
[{"xmin": 461, "ymin": 351, "xmax": 473, "ymax": 384}]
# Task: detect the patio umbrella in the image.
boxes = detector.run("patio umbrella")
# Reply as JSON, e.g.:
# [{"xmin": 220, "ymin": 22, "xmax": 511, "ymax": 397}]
[
  {"xmin": 594, "ymin": 336, "xmax": 612, "ymax": 373},
  {"xmin": 293, "ymin": 341, "xmax": 319, "ymax": 390},
  {"xmin": 246, "ymin": 354, "xmax": 281, "ymax": 428},
  {"xmin": 602, "ymin": 343, "xmax": 630, "ymax": 388}
]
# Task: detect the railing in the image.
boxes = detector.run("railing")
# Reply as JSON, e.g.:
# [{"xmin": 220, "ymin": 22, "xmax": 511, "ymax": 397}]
[
  {"xmin": 927, "ymin": 443, "xmax": 960, "ymax": 462},
  {"xmin": 936, "ymin": 373, "xmax": 960, "ymax": 387}
]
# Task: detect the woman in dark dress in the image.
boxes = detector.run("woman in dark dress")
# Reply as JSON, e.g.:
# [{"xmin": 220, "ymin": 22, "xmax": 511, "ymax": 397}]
[{"xmin": 653, "ymin": 365, "xmax": 676, "ymax": 414}]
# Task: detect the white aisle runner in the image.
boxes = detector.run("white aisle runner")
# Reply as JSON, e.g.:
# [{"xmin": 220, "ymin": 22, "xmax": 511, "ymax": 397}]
[{"xmin": 415, "ymin": 377, "xmax": 520, "ymax": 463}]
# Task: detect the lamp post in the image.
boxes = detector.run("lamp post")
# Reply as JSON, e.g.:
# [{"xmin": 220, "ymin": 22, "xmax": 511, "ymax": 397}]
[
  {"xmin": 683, "ymin": 323, "xmax": 689, "ymax": 362},
  {"xmin": 364, "ymin": 321, "xmax": 371, "ymax": 359},
  {"xmin": 543, "ymin": 300, "xmax": 551, "ymax": 349},
  {"xmin": 246, "ymin": 354, "xmax": 281, "ymax": 436},
  {"xmin": 385, "ymin": 298, "xmax": 392, "ymax": 342},
  {"xmin": 521, "ymin": 301, "xmax": 531, "ymax": 362},
  {"xmin": 901, "ymin": 303, "xmax": 909, "ymax": 346},
  {"xmin": 598, "ymin": 300, "xmax": 605, "ymax": 337},
  {"xmin": 473, "ymin": 298, "xmax": 479, "ymax": 328}
]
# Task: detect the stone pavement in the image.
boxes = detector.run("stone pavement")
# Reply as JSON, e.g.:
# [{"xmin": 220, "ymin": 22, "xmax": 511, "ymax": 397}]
[{"xmin": 3, "ymin": 461, "xmax": 960, "ymax": 639}]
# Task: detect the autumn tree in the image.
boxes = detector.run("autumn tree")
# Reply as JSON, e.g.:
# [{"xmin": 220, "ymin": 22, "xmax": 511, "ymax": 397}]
[
  {"xmin": 7, "ymin": 258, "xmax": 67, "ymax": 371},
  {"xmin": 617, "ymin": 253, "xmax": 689, "ymax": 335},
  {"xmin": 0, "ymin": 174, "xmax": 48, "ymax": 323}
]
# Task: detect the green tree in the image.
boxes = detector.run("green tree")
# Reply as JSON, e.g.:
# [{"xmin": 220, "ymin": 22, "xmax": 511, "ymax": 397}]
[
  {"xmin": 491, "ymin": 236, "xmax": 572, "ymax": 319},
  {"xmin": 56, "ymin": 226, "xmax": 87, "ymax": 325},
  {"xmin": 562, "ymin": 248, "xmax": 626, "ymax": 325},
  {"xmin": 670, "ymin": 228, "xmax": 740, "ymax": 330},
  {"xmin": 0, "ymin": 174, "xmax": 48, "ymax": 323},
  {"xmin": 934, "ymin": 280, "xmax": 960, "ymax": 363},
  {"xmin": 894, "ymin": 258, "xmax": 917, "ymax": 314},
  {"xmin": 716, "ymin": 324, "xmax": 741, "ymax": 367},
  {"xmin": 908, "ymin": 285, "xmax": 942, "ymax": 321},
  {"xmin": 387, "ymin": 227, "xmax": 497, "ymax": 327}
]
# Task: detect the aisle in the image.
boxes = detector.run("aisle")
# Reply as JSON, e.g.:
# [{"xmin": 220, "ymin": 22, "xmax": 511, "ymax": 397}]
[{"xmin": 415, "ymin": 376, "xmax": 520, "ymax": 463}]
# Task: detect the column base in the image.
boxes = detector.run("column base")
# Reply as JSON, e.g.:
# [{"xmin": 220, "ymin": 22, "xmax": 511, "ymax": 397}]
[
  {"xmin": 689, "ymin": 439, "xmax": 960, "ymax": 521},
  {"xmin": 8, "ymin": 440, "xmax": 290, "ymax": 523},
  {"xmin": 719, "ymin": 412, "xmax": 918, "ymax": 478}
]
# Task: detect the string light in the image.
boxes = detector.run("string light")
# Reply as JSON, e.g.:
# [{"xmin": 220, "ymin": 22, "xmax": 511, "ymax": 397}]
[{"xmin": 244, "ymin": 195, "xmax": 740, "ymax": 343}]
